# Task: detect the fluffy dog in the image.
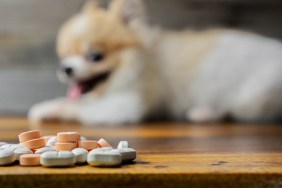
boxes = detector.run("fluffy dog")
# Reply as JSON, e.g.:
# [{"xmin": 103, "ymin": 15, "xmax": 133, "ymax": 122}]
[{"xmin": 29, "ymin": 0, "xmax": 282, "ymax": 125}]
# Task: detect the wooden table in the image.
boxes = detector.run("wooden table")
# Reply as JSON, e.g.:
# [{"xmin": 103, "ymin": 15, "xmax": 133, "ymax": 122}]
[{"xmin": 0, "ymin": 118, "xmax": 281, "ymax": 188}]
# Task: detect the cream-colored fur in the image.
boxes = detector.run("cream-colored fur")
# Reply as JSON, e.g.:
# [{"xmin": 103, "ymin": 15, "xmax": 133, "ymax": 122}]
[{"xmin": 29, "ymin": 0, "xmax": 282, "ymax": 125}]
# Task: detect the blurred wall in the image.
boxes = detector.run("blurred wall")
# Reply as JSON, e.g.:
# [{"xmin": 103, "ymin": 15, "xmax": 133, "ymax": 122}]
[{"xmin": 0, "ymin": 0, "xmax": 282, "ymax": 115}]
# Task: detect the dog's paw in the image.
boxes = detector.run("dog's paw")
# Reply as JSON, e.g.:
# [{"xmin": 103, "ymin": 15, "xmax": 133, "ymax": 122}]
[
  {"xmin": 80, "ymin": 106, "xmax": 142, "ymax": 126},
  {"xmin": 79, "ymin": 94, "xmax": 143, "ymax": 126},
  {"xmin": 186, "ymin": 106, "xmax": 221, "ymax": 123},
  {"xmin": 28, "ymin": 99, "xmax": 66, "ymax": 123}
]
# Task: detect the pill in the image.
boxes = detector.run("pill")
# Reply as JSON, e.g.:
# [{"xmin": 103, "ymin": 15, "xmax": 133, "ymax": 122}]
[
  {"xmin": 20, "ymin": 154, "xmax": 41, "ymax": 166},
  {"xmin": 0, "ymin": 150, "xmax": 16, "ymax": 165},
  {"xmin": 22, "ymin": 138, "xmax": 45, "ymax": 149},
  {"xmin": 46, "ymin": 136, "xmax": 57, "ymax": 146},
  {"xmin": 57, "ymin": 132, "xmax": 80, "ymax": 142},
  {"xmin": 87, "ymin": 148, "xmax": 122, "ymax": 167},
  {"xmin": 55, "ymin": 142, "xmax": 77, "ymax": 151},
  {"xmin": 117, "ymin": 141, "xmax": 128, "ymax": 149},
  {"xmin": 80, "ymin": 136, "xmax": 87, "ymax": 141},
  {"xmin": 35, "ymin": 146, "xmax": 55, "ymax": 154},
  {"xmin": 78, "ymin": 140, "xmax": 98, "ymax": 151},
  {"xmin": 40, "ymin": 151, "xmax": 76, "ymax": 167},
  {"xmin": 97, "ymin": 138, "xmax": 112, "ymax": 148},
  {"xmin": 71, "ymin": 148, "xmax": 88, "ymax": 164},
  {"xmin": 14, "ymin": 148, "xmax": 33, "ymax": 160},
  {"xmin": 1, "ymin": 144, "xmax": 23, "ymax": 150},
  {"xmin": 115, "ymin": 148, "xmax": 136, "ymax": 162},
  {"xmin": 42, "ymin": 136, "xmax": 54, "ymax": 144},
  {"xmin": 18, "ymin": 130, "xmax": 41, "ymax": 143}
]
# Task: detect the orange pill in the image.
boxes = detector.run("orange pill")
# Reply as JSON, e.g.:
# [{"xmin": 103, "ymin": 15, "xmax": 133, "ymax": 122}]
[
  {"xmin": 55, "ymin": 142, "xmax": 77, "ymax": 151},
  {"xmin": 97, "ymin": 138, "xmax": 112, "ymax": 148},
  {"xmin": 18, "ymin": 130, "xmax": 41, "ymax": 143},
  {"xmin": 20, "ymin": 154, "xmax": 41, "ymax": 166},
  {"xmin": 57, "ymin": 132, "xmax": 80, "ymax": 142},
  {"xmin": 78, "ymin": 140, "xmax": 98, "ymax": 151},
  {"xmin": 22, "ymin": 138, "xmax": 45, "ymax": 149}
]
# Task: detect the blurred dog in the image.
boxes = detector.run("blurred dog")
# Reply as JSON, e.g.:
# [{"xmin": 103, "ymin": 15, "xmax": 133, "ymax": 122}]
[{"xmin": 29, "ymin": 0, "xmax": 282, "ymax": 125}]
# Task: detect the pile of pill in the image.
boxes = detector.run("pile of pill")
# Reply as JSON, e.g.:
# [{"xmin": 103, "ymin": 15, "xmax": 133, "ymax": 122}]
[{"xmin": 0, "ymin": 130, "xmax": 136, "ymax": 167}]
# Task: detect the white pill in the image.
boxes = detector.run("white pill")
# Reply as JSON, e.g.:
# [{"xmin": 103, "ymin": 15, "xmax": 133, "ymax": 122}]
[
  {"xmin": 117, "ymin": 141, "xmax": 128, "ymax": 149},
  {"xmin": 71, "ymin": 148, "xmax": 88, "ymax": 164},
  {"xmin": 40, "ymin": 151, "xmax": 76, "ymax": 167},
  {"xmin": 115, "ymin": 148, "xmax": 136, "ymax": 162},
  {"xmin": 35, "ymin": 146, "xmax": 55, "ymax": 154},
  {"xmin": 91, "ymin": 147, "xmax": 113, "ymax": 152},
  {"xmin": 87, "ymin": 148, "xmax": 122, "ymax": 167},
  {"xmin": 1, "ymin": 144, "xmax": 22, "ymax": 149},
  {"xmin": 14, "ymin": 148, "xmax": 33, "ymax": 160},
  {"xmin": 46, "ymin": 136, "xmax": 57, "ymax": 146},
  {"xmin": 80, "ymin": 136, "xmax": 87, "ymax": 141},
  {"xmin": 0, "ymin": 150, "xmax": 16, "ymax": 165}
]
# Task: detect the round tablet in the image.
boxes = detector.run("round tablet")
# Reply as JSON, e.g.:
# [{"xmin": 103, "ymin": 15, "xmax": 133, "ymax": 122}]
[
  {"xmin": 40, "ymin": 151, "xmax": 76, "ymax": 167},
  {"xmin": 18, "ymin": 130, "xmax": 41, "ymax": 143},
  {"xmin": 20, "ymin": 154, "xmax": 41, "ymax": 166},
  {"xmin": 14, "ymin": 148, "xmax": 33, "ymax": 160},
  {"xmin": 0, "ymin": 150, "xmax": 16, "ymax": 165},
  {"xmin": 97, "ymin": 138, "xmax": 112, "ymax": 148},
  {"xmin": 78, "ymin": 140, "xmax": 98, "ymax": 151},
  {"xmin": 71, "ymin": 148, "xmax": 88, "ymax": 164},
  {"xmin": 55, "ymin": 142, "xmax": 77, "ymax": 151},
  {"xmin": 57, "ymin": 132, "xmax": 80, "ymax": 142},
  {"xmin": 22, "ymin": 138, "xmax": 45, "ymax": 149}
]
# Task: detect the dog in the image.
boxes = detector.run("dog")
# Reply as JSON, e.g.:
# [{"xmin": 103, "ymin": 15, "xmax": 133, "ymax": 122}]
[{"xmin": 29, "ymin": 0, "xmax": 282, "ymax": 125}]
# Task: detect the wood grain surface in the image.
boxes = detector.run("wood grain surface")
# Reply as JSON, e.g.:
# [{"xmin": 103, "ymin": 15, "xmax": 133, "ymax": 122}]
[{"xmin": 0, "ymin": 118, "xmax": 281, "ymax": 188}]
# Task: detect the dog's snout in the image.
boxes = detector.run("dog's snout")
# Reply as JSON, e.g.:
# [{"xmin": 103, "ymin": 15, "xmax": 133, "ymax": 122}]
[{"xmin": 64, "ymin": 67, "xmax": 74, "ymax": 77}]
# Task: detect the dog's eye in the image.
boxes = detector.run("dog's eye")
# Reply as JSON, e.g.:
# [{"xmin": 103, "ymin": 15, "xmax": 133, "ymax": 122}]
[{"xmin": 87, "ymin": 52, "xmax": 104, "ymax": 62}]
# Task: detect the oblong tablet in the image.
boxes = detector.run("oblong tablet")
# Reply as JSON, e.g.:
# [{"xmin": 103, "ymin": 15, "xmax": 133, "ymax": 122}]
[
  {"xmin": 20, "ymin": 154, "xmax": 41, "ymax": 166},
  {"xmin": 57, "ymin": 132, "xmax": 80, "ymax": 142},
  {"xmin": 14, "ymin": 148, "xmax": 33, "ymax": 160},
  {"xmin": 35, "ymin": 146, "xmax": 55, "ymax": 154},
  {"xmin": 97, "ymin": 138, "xmax": 112, "ymax": 148},
  {"xmin": 0, "ymin": 150, "xmax": 16, "ymax": 165},
  {"xmin": 18, "ymin": 130, "xmax": 41, "ymax": 143},
  {"xmin": 55, "ymin": 142, "xmax": 77, "ymax": 151},
  {"xmin": 78, "ymin": 140, "xmax": 98, "ymax": 151},
  {"xmin": 87, "ymin": 148, "xmax": 122, "ymax": 167},
  {"xmin": 71, "ymin": 148, "xmax": 88, "ymax": 164},
  {"xmin": 115, "ymin": 148, "xmax": 136, "ymax": 162},
  {"xmin": 1, "ymin": 144, "xmax": 22, "ymax": 150},
  {"xmin": 40, "ymin": 151, "xmax": 76, "ymax": 167},
  {"xmin": 22, "ymin": 138, "xmax": 45, "ymax": 149}
]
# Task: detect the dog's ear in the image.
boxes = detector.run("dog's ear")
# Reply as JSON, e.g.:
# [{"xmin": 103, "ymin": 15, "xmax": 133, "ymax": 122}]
[
  {"xmin": 82, "ymin": 0, "xmax": 102, "ymax": 13},
  {"xmin": 109, "ymin": 0, "xmax": 145, "ymax": 24}
]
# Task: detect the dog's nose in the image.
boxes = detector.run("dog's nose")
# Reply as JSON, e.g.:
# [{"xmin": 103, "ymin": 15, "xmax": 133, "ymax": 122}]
[{"xmin": 64, "ymin": 67, "xmax": 73, "ymax": 77}]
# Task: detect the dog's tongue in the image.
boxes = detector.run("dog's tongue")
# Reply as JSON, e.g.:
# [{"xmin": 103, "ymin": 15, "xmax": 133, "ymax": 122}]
[{"xmin": 67, "ymin": 84, "xmax": 82, "ymax": 101}]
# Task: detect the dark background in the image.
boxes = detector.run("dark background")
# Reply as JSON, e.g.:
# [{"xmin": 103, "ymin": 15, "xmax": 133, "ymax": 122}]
[{"xmin": 0, "ymin": 0, "xmax": 282, "ymax": 115}]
